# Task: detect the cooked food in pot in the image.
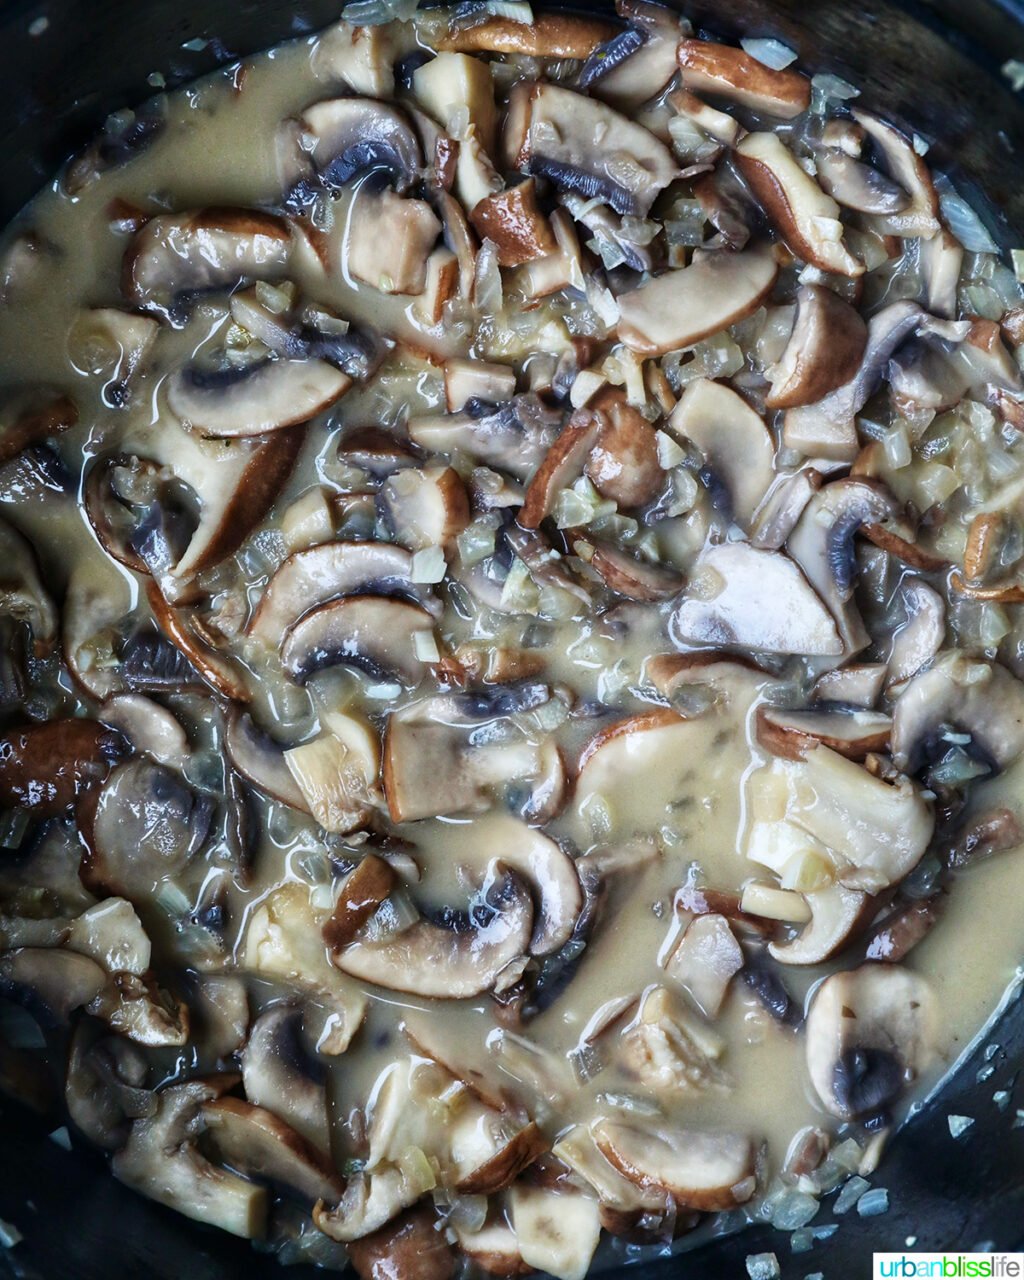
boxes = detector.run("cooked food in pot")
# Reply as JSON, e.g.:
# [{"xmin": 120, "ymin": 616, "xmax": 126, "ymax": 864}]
[{"xmin": 2, "ymin": 0, "xmax": 1024, "ymax": 1272}]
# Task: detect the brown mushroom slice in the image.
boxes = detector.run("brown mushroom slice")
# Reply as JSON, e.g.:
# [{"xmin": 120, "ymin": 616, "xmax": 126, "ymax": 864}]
[
  {"xmin": 0, "ymin": 947, "xmax": 108, "ymax": 1025},
  {"xmin": 99, "ymin": 694, "xmax": 190, "ymax": 772},
  {"xmin": 574, "ymin": 710, "xmax": 704, "ymax": 811},
  {"xmin": 891, "ymin": 653, "xmax": 1024, "ymax": 774},
  {"xmin": 646, "ymin": 651, "xmax": 770, "ymax": 701},
  {"xmin": 168, "ymin": 357, "xmax": 350, "ymax": 439},
  {"xmin": 886, "ymin": 579, "xmax": 945, "ymax": 689},
  {"xmin": 409, "ymin": 396, "xmax": 560, "ymax": 482},
  {"xmin": 668, "ymin": 379, "xmax": 774, "ymax": 530},
  {"xmin": 787, "ymin": 477, "xmax": 898, "ymax": 655},
  {"xmin": 735, "ymin": 133, "xmax": 863, "ymax": 278},
  {"xmin": 281, "ymin": 595, "xmax": 436, "ymax": 687},
  {"xmin": 508, "ymin": 1184, "xmax": 602, "ymax": 1280},
  {"xmin": 0, "ymin": 719, "xmax": 124, "ymax": 817},
  {"xmin": 677, "ymin": 38, "xmax": 810, "ymax": 118},
  {"xmin": 347, "ymin": 189, "xmax": 442, "ymax": 295},
  {"xmin": 333, "ymin": 862, "xmax": 533, "ymax": 999},
  {"xmin": 454, "ymin": 1117, "xmax": 549, "ymax": 1196},
  {"xmin": 919, "ymin": 229, "xmax": 964, "ymax": 320},
  {"xmin": 583, "ymin": 540, "xmax": 684, "ymax": 602},
  {"xmin": 200, "ymin": 1096, "xmax": 344, "ymax": 1203},
  {"xmin": 592, "ymin": 1119, "xmax": 756, "ymax": 1211},
  {"xmin": 520, "ymin": 408, "xmax": 602, "ymax": 529},
  {"xmin": 65, "ymin": 1021, "xmax": 153, "ymax": 1150},
  {"xmin": 379, "ymin": 466, "xmax": 469, "ymax": 551},
  {"xmin": 146, "ymin": 582, "xmax": 250, "ymax": 702},
  {"xmin": 863, "ymin": 895, "xmax": 942, "ymax": 963},
  {"xmin": 122, "ymin": 208, "xmax": 291, "ymax": 316},
  {"xmin": 850, "ymin": 110, "xmax": 941, "ymax": 238},
  {"xmin": 469, "ymin": 179, "xmax": 556, "ymax": 267},
  {"xmin": 664, "ymin": 912, "xmax": 744, "ymax": 1018},
  {"xmin": 247, "ymin": 541, "xmax": 431, "ymax": 649},
  {"xmin": 452, "ymin": 1219, "xmax": 527, "ymax": 1278},
  {"xmin": 667, "ymin": 87, "xmax": 743, "ymax": 148},
  {"xmin": 584, "ymin": 390, "xmax": 662, "ymax": 509},
  {"xmin": 88, "ymin": 971, "xmax": 190, "ymax": 1048},
  {"xmin": 617, "ymin": 243, "xmax": 778, "ymax": 357},
  {"xmin": 672, "ymin": 543, "xmax": 843, "ymax": 656},
  {"xmin": 224, "ymin": 709, "xmax": 309, "ymax": 810},
  {"xmin": 813, "ymin": 148, "xmax": 909, "ymax": 215},
  {"xmin": 812, "ymin": 663, "xmax": 887, "ymax": 708},
  {"xmin": 113, "ymin": 1078, "xmax": 267, "ymax": 1238},
  {"xmin": 323, "ymin": 855, "xmax": 397, "ymax": 954},
  {"xmin": 444, "ymin": 359, "xmax": 516, "ymax": 412},
  {"xmin": 765, "ymin": 285, "xmax": 868, "ymax": 409},
  {"xmin": 767, "ymin": 883, "xmax": 874, "ymax": 965},
  {"xmin": 310, "ymin": 18, "xmax": 415, "ymax": 97},
  {"xmin": 749, "ymin": 468, "xmax": 822, "ymax": 551},
  {"xmin": 433, "ymin": 11, "xmax": 618, "ymax": 58},
  {"xmin": 0, "ymin": 390, "xmax": 77, "ymax": 469},
  {"xmin": 805, "ymin": 964, "xmax": 936, "ymax": 1120},
  {"xmin": 756, "ymin": 706, "xmax": 892, "ymax": 761},
  {"xmin": 0, "ymin": 516, "xmax": 58, "ymax": 655},
  {"xmin": 242, "ymin": 1005, "xmax": 331, "ymax": 1155},
  {"xmin": 66, "ymin": 897, "xmax": 152, "ymax": 975},
  {"xmin": 584, "ymin": 1, "xmax": 685, "ymax": 113},
  {"xmin": 505, "ymin": 82, "xmax": 677, "ymax": 219},
  {"xmin": 348, "ymin": 1207, "xmax": 455, "ymax": 1280},
  {"xmin": 293, "ymin": 97, "xmax": 423, "ymax": 196}
]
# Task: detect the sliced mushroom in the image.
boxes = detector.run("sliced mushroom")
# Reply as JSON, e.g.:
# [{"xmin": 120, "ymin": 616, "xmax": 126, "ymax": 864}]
[
  {"xmin": 574, "ymin": 710, "xmax": 701, "ymax": 809},
  {"xmin": 66, "ymin": 1019, "xmax": 154, "ymax": 1150},
  {"xmin": 168, "ymin": 357, "xmax": 350, "ymax": 438},
  {"xmin": 323, "ymin": 855, "xmax": 397, "ymax": 954},
  {"xmin": 346, "ymin": 189, "xmax": 442, "ymax": 295},
  {"xmin": 0, "ymin": 516, "xmax": 58, "ymax": 655},
  {"xmin": 812, "ymin": 663, "xmax": 887, "ymax": 708},
  {"xmin": 851, "ymin": 110, "xmax": 940, "ymax": 238},
  {"xmin": 508, "ymin": 1184, "xmax": 602, "ymax": 1280},
  {"xmin": 592, "ymin": 1118, "xmax": 756, "ymax": 1210},
  {"xmin": 736, "ymin": 133, "xmax": 863, "ymax": 278},
  {"xmin": 919, "ymin": 229, "xmax": 964, "ymax": 319},
  {"xmin": 767, "ymin": 883, "xmax": 874, "ymax": 965},
  {"xmin": 241, "ymin": 1004, "xmax": 331, "ymax": 1155},
  {"xmin": 891, "ymin": 652, "xmax": 1024, "ymax": 774},
  {"xmin": 672, "ymin": 543, "xmax": 842, "ymax": 656},
  {"xmin": 862, "ymin": 895, "xmax": 942, "ymax": 963},
  {"xmin": 749, "ymin": 468, "xmax": 822, "ymax": 551},
  {"xmin": 0, "ymin": 719, "xmax": 124, "ymax": 817},
  {"xmin": 886, "ymin": 579, "xmax": 945, "ymax": 688},
  {"xmin": 504, "ymin": 82, "xmax": 677, "ymax": 218},
  {"xmin": 379, "ymin": 466, "xmax": 469, "ymax": 551},
  {"xmin": 584, "ymin": 1, "xmax": 684, "ymax": 113},
  {"xmin": 452, "ymin": 1218, "xmax": 527, "ymax": 1278},
  {"xmin": 146, "ymin": 582, "xmax": 251, "ymax": 702},
  {"xmin": 520, "ymin": 408, "xmax": 603, "ymax": 529},
  {"xmin": 247, "ymin": 541, "xmax": 433, "ymax": 649},
  {"xmin": 617, "ymin": 243, "xmax": 778, "ymax": 357},
  {"xmin": 0, "ymin": 390, "xmax": 77, "ymax": 470},
  {"xmin": 310, "ymin": 18, "xmax": 415, "ymax": 97},
  {"xmin": 284, "ymin": 724, "xmax": 382, "ymax": 834},
  {"xmin": 805, "ymin": 964, "xmax": 936, "ymax": 1119},
  {"xmin": 122, "ymin": 208, "xmax": 291, "ymax": 317},
  {"xmin": 813, "ymin": 148, "xmax": 909, "ymax": 215},
  {"xmin": 409, "ymin": 396, "xmax": 561, "ymax": 482},
  {"xmin": 332, "ymin": 862, "xmax": 533, "ymax": 998},
  {"xmin": 664, "ymin": 912, "xmax": 744, "ymax": 1018},
  {"xmin": 646, "ymin": 650, "xmax": 769, "ymax": 701},
  {"xmin": 787, "ymin": 477, "xmax": 898, "ymax": 655},
  {"xmin": 582, "ymin": 540, "xmax": 684, "ymax": 602},
  {"xmin": 280, "ymin": 595, "xmax": 436, "ymax": 686},
  {"xmin": 200, "ymin": 1096, "xmax": 344, "ymax": 1203},
  {"xmin": 290, "ymin": 97, "xmax": 423, "ymax": 198},
  {"xmin": 668, "ymin": 86, "xmax": 743, "ymax": 148},
  {"xmin": 0, "ymin": 947, "xmax": 107, "ymax": 1025},
  {"xmin": 224, "ymin": 708, "xmax": 309, "ymax": 810},
  {"xmin": 433, "ymin": 12, "xmax": 618, "ymax": 58},
  {"xmin": 88, "ymin": 971, "xmax": 190, "ymax": 1048},
  {"xmin": 584, "ymin": 389, "xmax": 663, "ymax": 509},
  {"xmin": 444, "ymin": 358, "xmax": 516, "ymax": 412},
  {"xmin": 756, "ymin": 706, "xmax": 892, "ymax": 761},
  {"xmin": 765, "ymin": 285, "xmax": 868, "ymax": 409},
  {"xmin": 676, "ymin": 38, "xmax": 810, "ymax": 118},
  {"xmin": 99, "ymin": 695, "xmax": 190, "ymax": 772},
  {"xmin": 113, "ymin": 1078, "xmax": 267, "ymax": 1238},
  {"xmin": 347, "ymin": 1207, "xmax": 455, "ymax": 1280},
  {"xmin": 668, "ymin": 379, "xmax": 774, "ymax": 529},
  {"xmin": 469, "ymin": 179, "xmax": 557, "ymax": 267}
]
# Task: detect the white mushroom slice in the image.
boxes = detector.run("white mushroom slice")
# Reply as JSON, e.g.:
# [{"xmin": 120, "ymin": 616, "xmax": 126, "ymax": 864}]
[
  {"xmin": 517, "ymin": 206, "xmax": 584, "ymax": 300},
  {"xmin": 333, "ymin": 862, "xmax": 533, "ymax": 998},
  {"xmin": 592, "ymin": 1118, "xmax": 756, "ymax": 1210},
  {"xmin": 346, "ymin": 189, "xmax": 441, "ymax": 295},
  {"xmin": 379, "ymin": 466, "xmax": 469, "ymax": 551},
  {"xmin": 284, "ymin": 730, "xmax": 380, "ymax": 834},
  {"xmin": 646, "ymin": 650, "xmax": 769, "ymax": 700},
  {"xmin": 618, "ymin": 983, "xmax": 727, "ymax": 1094},
  {"xmin": 294, "ymin": 97, "xmax": 423, "ymax": 195},
  {"xmin": 575, "ymin": 709, "xmax": 703, "ymax": 811},
  {"xmin": 583, "ymin": 541, "xmax": 684, "ymax": 602},
  {"xmin": 242, "ymin": 1004, "xmax": 332, "ymax": 1155},
  {"xmin": 508, "ymin": 1184, "xmax": 602, "ymax": 1280},
  {"xmin": 672, "ymin": 543, "xmax": 842, "ymax": 656},
  {"xmin": 765, "ymin": 284, "xmax": 868, "ymax": 409},
  {"xmin": 409, "ymin": 397, "xmax": 560, "ymax": 481},
  {"xmin": 768, "ymin": 883, "xmax": 874, "ymax": 965},
  {"xmin": 224, "ymin": 708, "xmax": 309, "ymax": 809},
  {"xmin": 552, "ymin": 1124, "xmax": 668, "ymax": 1215},
  {"xmin": 749, "ymin": 468, "xmax": 822, "ymax": 551},
  {"xmin": 452, "ymin": 1219, "xmax": 526, "ymax": 1276},
  {"xmin": 886, "ymin": 579, "xmax": 945, "ymax": 689},
  {"xmin": 168, "ymin": 357, "xmax": 350, "ymax": 438},
  {"xmin": 783, "ymin": 745, "xmax": 933, "ymax": 891},
  {"xmin": 664, "ymin": 913, "xmax": 743, "ymax": 1018},
  {"xmin": 444, "ymin": 358, "xmax": 516, "ymax": 411},
  {"xmin": 122, "ymin": 208, "xmax": 291, "ymax": 315},
  {"xmin": 676, "ymin": 38, "xmax": 810, "ymax": 118},
  {"xmin": 735, "ymin": 133, "xmax": 863, "ymax": 278},
  {"xmin": 667, "ymin": 87, "xmax": 743, "ymax": 147},
  {"xmin": 668, "ymin": 379, "xmax": 775, "ymax": 530},
  {"xmin": 99, "ymin": 694, "xmax": 190, "ymax": 771},
  {"xmin": 310, "ymin": 19, "xmax": 414, "ymax": 97},
  {"xmin": 805, "ymin": 964, "xmax": 937, "ymax": 1119},
  {"xmin": 617, "ymin": 244, "xmax": 778, "ymax": 357},
  {"xmin": 281, "ymin": 595, "xmax": 436, "ymax": 686},
  {"xmin": 756, "ymin": 706, "xmax": 892, "ymax": 761},
  {"xmin": 919, "ymin": 229, "xmax": 964, "ymax": 319},
  {"xmin": 413, "ymin": 48, "xmax": 497, "ymax": 146},
  {"xmin": 433, "ymin": 11, "xmax": 618, "ymax": 59},
  {"xmin": 247, "ymin": 541, "xmax": 431, "ymax": 648},
  {"xmin": 112, "ymin": 1079, "xmax": 267, "ymax": 1238},
  {"xmin": 813, "ymin": 148, "xmax": 909, "ymax": 215},
  {"xmin": 851, "ymin": 110, "xmax": 941, "ymax": 238},
  {"xmin": 504, "ymin": 82, "xmax": 677, "ymax": 219},
  {"xmin": 891, "ymin": 652, "xmax": 1024, "ymax": 773},
  {"xmin": 787, "ymin": 477, "xmax": 898, "ymax": 655},
  {"xmin": 812, "ymin": 663, "xmax": 887, "ymax": 708}
]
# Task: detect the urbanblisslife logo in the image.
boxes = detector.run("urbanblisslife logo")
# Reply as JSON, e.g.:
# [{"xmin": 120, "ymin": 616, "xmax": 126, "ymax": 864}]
[{"xmin": 874, "ymin": 1255, "xmax": 1024, "ymax": 1278}]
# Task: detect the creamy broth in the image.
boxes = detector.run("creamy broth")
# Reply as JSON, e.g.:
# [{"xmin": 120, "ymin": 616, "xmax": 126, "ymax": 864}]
[{"xmin": 1, "ymin": 3, "xmax": 1024, "ymax": 1273}]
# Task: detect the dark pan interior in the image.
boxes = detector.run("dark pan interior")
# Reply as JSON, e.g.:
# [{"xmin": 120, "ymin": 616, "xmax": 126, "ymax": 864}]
[{"xmin": 0, "ymin": 1, "xmax": 1023, "ymax": 1275}]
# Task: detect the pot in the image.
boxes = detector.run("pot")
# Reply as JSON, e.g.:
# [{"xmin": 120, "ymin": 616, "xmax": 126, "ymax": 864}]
[{"xmin": 0, "ymin": 1, "xmax": 1022, "ymax": 1276}]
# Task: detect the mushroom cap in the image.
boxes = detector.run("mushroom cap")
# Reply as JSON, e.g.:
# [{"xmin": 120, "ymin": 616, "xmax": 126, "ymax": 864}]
[
  {"xmin": 520, "ymin": 407, "xmax": 602, "ymax": 530},
  {"xmin": 296, "ymin": 96, "xmax": 423, "ymax": 195},
  {"xmin": 333, "ymin": 862, "xmax": 533, "ymax": 998},
  {"xmin": 805, "ymin": 963, "xmax": 936, "ymax": 1119},
  {"xmin": 766, "ymin": 285, "xmax": 868, "ymax": 410},
  {"xmin": 592, "ymin": 1119, "xmax": 756, "ymax": 1210},
  {"xmin": 280, "ymin": 594, "xmax": 436, "ymax": 686},
  {"xmin": 584, "ymin": 390, "xmax": 663, "ymax": 510},
  {"xmin": 0, "ymin": 718, "xmax": 124, "ymax": 817}
]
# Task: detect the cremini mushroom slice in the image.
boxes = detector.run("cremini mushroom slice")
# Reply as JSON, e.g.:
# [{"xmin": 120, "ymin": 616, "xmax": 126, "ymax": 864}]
[
  {"xmin": 281, "ymin": 595, "xmax": 437, "ymax": 686},
  {"xmin": 431, "ymin": 11, "xmax": 618, "ymax": 58},
  {"xmin": 113, "ymin": 1077, "xmax": 267, "ymax": 1238},
  {"xmin": 168, "ymin": 356, "xmax": 351, "ymax": 438},
  {"xmin": 332, "ymin": 861, "xmax": 533, "ymax": 998},
  {"xmin": 508, "ymin": 1183, "xmax": 602, "ymax": 1280},
  {"xmin": 863, "ymin": 895, "xmax": 943, "ymax": 964},
  {"xmin": 767, "ymin": 883, "xmax": 874, "ymax": 966},
  {"xmin": 0, "ymin": 389, "xmax": 77, "ymax": 469},
  {"xmin": 200, "ymin": 1096, "xmax": 344, "ymax": 1203},
  {"xmin": 581, "ymin": 540, "xmax": 684, "ymax": 602},
  {"xmin": 146, "ymin": 582, "xmax": 251, "ymax": 702},
  {"xmin": 645, "ymin": 651, "xmax": 770, "ymax": 702},
  {"xmin": 451, "ymin": 1217, "xmax": 526, "ymax": 1278},
  {"xmin": 886, "ymin": 578, "xmax": 945, "ymax": 689},
  {"xmin": 765, "ymin": 284, "xmax": 868, "ymax": 409},
  {"xmin": 664, "ymin": 913, "xmax": 744, "ymax": 1018},
  {"xmin": 851, "ymin": 109, "xmax": 941, "ymax": 238},
  {"xmin": 667, "ymin": 86, "xmax": 743, "ymax": 148},
  {"xmin": 749, "ymin": 468, "xmax": 822, "ymax": 551},
  {"xmin": 592, "ymin": 1118, "xmax": 757, "ymax": 1211},
  {"xmin": 735, "ymin": 133, "xmax": 863, "ymax": 278},
  {"xmin": 583, "ymin": 0, "xmax": 686, "ymax": 113},
  {"xmin": 347, "ymin": 1207, "xmax": 456, "ymax": 1280},
  {"xmin": 379, "ymin": 465, "xmax": 470, "ymax": 550},
  {"xmin": 813, "ymin": 146, "xmax": 909, "ymax": 216},
  {"xmin": 584, "ymin": 389, "xmax": 662, "ymax": 509},
  {"xmin": 520, "ymin": 407, "xmax": 604, "ymax": 528},
  {"xmin": 756, "ymin": 706, "xmax": 892, "ymax": 761},
  {"xmin": 288, "ymin": 97, "xmax": 423, "ymax": 199},
  {"xmin": 504, "ymin": 82, "xmax": 677, "ymax": 218},
  {"xmin": 574, "ymin": 709, "xmax": 704, "ymax": 813},
  {"xmin": 347, "ymin": 189, "xmax": 442, "ymax": 295},
  {"xmin": 919, "ymin": 229, "xmax": 965, "ymax": 319},
  {"xmin": 0, "ymin": 946, "xmax": 108, "ymax": 1026},
  {"xmin": 65, "ymin": 1020, "xmax": 154, "ymax": 1150},
  {"xmin": 283, "ymin": 722, "xmax": 382, "ymax": 834},
  {"xmin": 617, "ymin": 243, "xmax": 778, "ymax": 357},
  {"xmin": 469, "ymin": 179, "xmax": 557, "ymax": 267},
  {"xmin": 444, "ymin": 358, "xmax": 516, "ymax": 412},
  {"xmin": 805, "ymin": 964, "xmax": 937, "ymax": 1119},
  {"xmin": 224, "ymin": 708, "xmax": 310, "ymax": 810},
  {"xmin": 0, "ymin": 516, "xmax": 58, "ymax": 656},
  {"xmin": 0, "ymin": 718, "xmax": 124, "ymax": 817},
  {"xmin": 891, "ymin": 652, "xmax": 1024, "ymax": 774},
  {"xmin": 323, "ymin": 854, "xmax": 397, "ymax": 954},
  {"xmin": 98, "ymin": 694, "xmax": 191, "ymax": 772},
  {"xmin": 672, "ymin": 543, "xmax": 843, "ymax": 656},
  {"xmin": 409, "ymin": 395, "xmax": 560, "ymax": 482},
  {"xmin": 668, "ymin": 378, "xmax": 774, "ymax": 530},
  {"xmin": 122, "ymin": 208, "xmax": 292, "ymax": 317},
  {"xmin": 242, "ymin": 1004, "xmax": 332, "ymax": 1155},
  {"xmin": 812, "ymin": 662, "xmax": 887, "ymax": 708},
  {"xmin": 310, "ymin": 17, "xmax": 415, "ymax": 97},
  {"xmin": 676, "ymin": 38, "xmax": 810, "ymax": 118}
]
